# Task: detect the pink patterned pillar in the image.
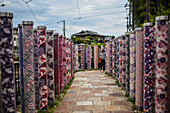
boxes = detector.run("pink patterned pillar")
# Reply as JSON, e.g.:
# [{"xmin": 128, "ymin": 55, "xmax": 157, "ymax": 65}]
[
  {"xmin": 155, "ymin": 16, "xmax": 169, "ymax": 113},
  {"xmin": 80, "ymin": 44, "xmax": 85, "ymax": 70},
  {"xmin": 135, "ymin": 28, "xmax": 143, "ymax": 110},
  {"xmin": 37, "ymin": 26, "xmax": 48, "ymax": 111}
]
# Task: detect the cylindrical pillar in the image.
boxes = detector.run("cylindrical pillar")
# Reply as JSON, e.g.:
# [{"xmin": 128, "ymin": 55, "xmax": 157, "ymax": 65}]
[
  {"xmin": 125, "ymin": 33, "xmax": 130, "ymax": 94},
  {"xmin": 155, "ymin": 16, "xmax": 169, "ymax": 113},
  {"xmin": 71, "ymin": 41, "xmax": 73, "ymax": 77},
  {"xmin": 114, "ymin": 40, "xmax": 117, "ymax": 78},
  {"xmin": 129, "ymin": 31, "xmax": 136, "ymax": 100},
  {"xmin": 116, "ymin": 38, "xmax": 119, "ymax": 81},
  {"xmin": 119, "ymin": 37, "xmax": 122, "ymax": 83},
  {"xmin": 80, "ymin": 44, "xmax": 85, "ymax": 70},
  {"xmin": 0, "ymin": 12, "xmax": 16, "ymax": 113},
  {"xmin": 94, "ymin": 45, "xmax": 98, "ymax": 69},
  {"xmin": 135, "ymin": 28, "xmax": 143, "ymax": 110},
  {"xmin": 18, "ymin": 24, "xmax": 25, "ymax": 113},
  {"xmin": 33, "ymin": 28, "xmax": 39, "ymax": 108},
  {"xmin": 106, "ymin": 42, "xmax": 110, "ymax": 73},
  {"xmin": 54, "ymin": 34, "xmax": 61, "ymax": 95},
  {"xmin": 46, "ymin": 30, "xmax": 55, "ymax": 102},
  {"xmin": 110, "ymin": 40, "xmax": 112, "ymax": 74},
  {"xmin": 86, "ymin": 45, "xmax": 91, "ymax": 70},
  {"xmin": 168, "ymin": 20, "xmax": 170, "ymax": 113},
  {"xmin": 37, "ymin": 26, "xmax": 48, "ymax": 111},
  {"xmin": 74, "ymin": 44, "xmax": 79, "ymax": 71},
  {"xmin": 112, "ymin": 40, "xmax": 115, "ymax": 77},
  {"xmin": 122, "ymin": 35, "xmax": 126, "ymax": 89},
  {"xmin": 143, "ymin": 22, "xmax": 154, "ymax": 112},
  {"xmin": 22, "ymin": 21, "xmax": 35, "ymax": 112},
  {"xmin": 63, "ymin": 38, "xmax": 67, "ymax": 86}
]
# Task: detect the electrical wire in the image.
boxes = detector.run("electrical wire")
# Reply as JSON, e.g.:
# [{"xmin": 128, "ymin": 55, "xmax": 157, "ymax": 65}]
[{"xmin": 76, "ymin": 0, "xmax": 81, "ymax": 17}]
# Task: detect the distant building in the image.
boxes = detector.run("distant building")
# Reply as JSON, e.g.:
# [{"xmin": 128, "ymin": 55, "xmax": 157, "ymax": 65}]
[
  {"xmin": 13, "ymin": 27, "xmax": 19, "ymax": 58},
  {"xmin": 72, "ymin": 30, "xmax": 106, "ymax": 42}
]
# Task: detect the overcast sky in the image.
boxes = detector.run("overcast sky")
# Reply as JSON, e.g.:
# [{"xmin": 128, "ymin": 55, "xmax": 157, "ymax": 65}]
[{"xmin": 1, "ymin": 0, "xmax": 128, "ymax": 38}]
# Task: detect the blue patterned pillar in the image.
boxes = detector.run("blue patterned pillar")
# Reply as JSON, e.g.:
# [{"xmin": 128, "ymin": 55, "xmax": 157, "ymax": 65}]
[
  {"xmin": 0, "ymin": 12, "xmax": 16, "ymax": 113},
  {"xmin": 143, "ymin": 22, "xmax": 154, "ymax": 112},
  {"xmin": 18, "ymin": 24, "xmax": 25, "ymax": 113},
  {"xmin": 22, "ymin": 21, "xmax": 35, "ymax": 112}
]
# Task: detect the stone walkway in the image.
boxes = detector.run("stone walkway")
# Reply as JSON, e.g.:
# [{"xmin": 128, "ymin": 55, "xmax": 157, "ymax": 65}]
[{"xmin": 54, "ymin": 70, "xmax": 133, "ymax": 113}]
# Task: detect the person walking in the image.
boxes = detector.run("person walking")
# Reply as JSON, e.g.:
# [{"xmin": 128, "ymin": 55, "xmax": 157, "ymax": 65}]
[{"xmin": 100, "ymin": 49, "xmax": 106, "ymax": 71}]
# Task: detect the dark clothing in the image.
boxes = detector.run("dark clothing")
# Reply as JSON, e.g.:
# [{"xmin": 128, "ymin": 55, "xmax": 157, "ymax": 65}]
[{"xmin": 100, "ymin": 59, "xmax": 105, "ymax": 71}]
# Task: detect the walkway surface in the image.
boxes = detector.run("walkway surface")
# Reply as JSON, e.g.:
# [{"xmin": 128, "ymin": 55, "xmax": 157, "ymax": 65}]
[{"xmin": 54, "ymin": 70, "xmax": 133, "ymax": 113}]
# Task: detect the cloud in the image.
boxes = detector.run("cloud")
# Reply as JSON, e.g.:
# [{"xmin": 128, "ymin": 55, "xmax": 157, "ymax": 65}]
[{"xmin": 1, "ymin": 0, "xmax": 128, "ymax": 37}]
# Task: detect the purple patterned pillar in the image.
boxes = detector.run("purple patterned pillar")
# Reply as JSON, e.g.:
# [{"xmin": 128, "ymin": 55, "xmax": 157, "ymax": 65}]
[
  {"xmin": 143, "ymin": 22, "xmax": 154, "ymax": 112},
  {"xmin": 129, "ymin": 31, "xmax": 136, "ymax": 100},
  {"xmin": 125, "ymin": 33, "xmax": 130, "ymax": 94},
  {"xmin": 119, "ymin": 37, "xmax": 122, "ymax": 83},
  {"xmin": 37, "ymin": 26, "xmax": 48, "ymax": 111},
  {"xmin": 113, "ymin": 40, "xmax": 117, "ymax": 78},
  {"xmin": 116, "ymin": 38, "xmax": 119, "ymax": 81},
  {"xmin": 46, "ymin": 30, "xmax": 55, "ymax": 102},
  {"xmin": 22, "ymin": 21, "xmax": 35, "ymax": 112},
  {"xmin": 33, "ymin": 28, "xmax": 39, "ymax": 108},
  {"xmin": 110, "ymin": 40, "xmax": 112, "ymax": 74},
  {"xmin": 155, "ymin": 16, "xmax": 169, "ymax": 113},
  {"xmin": 135, "ymin": 28, "xmax": 143, "ymax": 109},
  {"xmin": 63, "ymin": 38, "xmax": 67, "ymax": 86},
  {"xmin": 168, "ymin": 20, "xmax": 170, "ymax": 113},
  {"xmin": 80, "ymin": 44, "xmax": 85, "ymax": 70},
  {"xmin": 74, "ymin": 44, "xmax": 79, "ymax": 71},
  {"xmin": 122, "ymin": 35, "xmax": 126, "ymax": 89},
  {"xmin": 0, "ymin": 12, "xmax": 16, "ymax": 113}
]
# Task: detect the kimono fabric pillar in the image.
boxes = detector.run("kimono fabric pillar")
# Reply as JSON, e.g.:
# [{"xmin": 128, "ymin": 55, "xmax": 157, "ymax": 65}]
[
  {"xmin": 168, "ymin": 20, "xmax": 170, "ymax": 113},
  {"xmin": 116, "ymin": 38, "xmax": 119, "ymax": 81},
  {"xmin": 110, "ymin": 40, "xmax": 112, "ymax": 74},
  {"xmin": 63, "ymin": 38, "xmax": 67, "ymax": 86},
  {"xmin": 22, "ymin": 21, "xmax": 35, "ymax": 112},
  {"xmin": 112, "ymin": 40, "xmax": 115, "ymax": 77},
  {"xmin": 119, "ymin": 37, "xmax": 122, "ymax": 83},
  {"xmin": 46, "ymin": 30, "xmax": 55, "ymax": 102},
  {"xmin": 143, "ymin": 22, "xmax": 154, "ymax": 112},
  {"xmin": 129, "ymin": 31, "xmax": 136, "ymax": 100},
  {"xmin": 75, "ymin": 44, "xmax": 79, "ymax": 71},
  {"xmin": 135, "ymin": 28, "xmax": 143, "ymax": 110},
  {"xmin": 114, "ymin": 40, "xmax": 117, "ymax": 78},
  {"xmin": 0, "ymin": 12, "xmax": 16, "ymax": 113},
  {"xmin": 86, "ymin": 45, "xmax": 91, "ymax": 69},
  {"xmin": 106, "ymin": 42, "xmax": 110, "ymax": 73},
  {"xmin": 37, "ymin": 26, "xmax": 48, "ymax": 111},
  {"xmin": 122, "ymin": 35, "xmax": 126, "ymax": 89},
  {"xmin": 54, "ymin": 34, "xmax": 61, "ymax": 95},
  {"xmin": 94, "ymin": 45, "xmax": 98, "ymax": 69},
  {"xmin": 80, "ymin": 44, "xmax": 85, "ymax": 70},
  {"xmin": 125, "ymin": 33, "xmax": 130, "ymax": 94},
  {"xmin": 18, "ymin": 24, "xmax": 25, "ymax": 113},
  {"xmin": 155, "ymin": 16, "xmax": 169, "ymax": 113},
  {"xmin": 71, "ymin": 41, "xmax": 73, "ymax": 77},
  {"xmin": 33, "ymin": 28, "xmax": 39, "ymax": 107}
]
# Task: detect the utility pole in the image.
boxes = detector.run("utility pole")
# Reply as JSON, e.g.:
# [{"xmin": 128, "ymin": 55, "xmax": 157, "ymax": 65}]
[
  {"xmin": 132, "ymin": 2, "xmax": 134, "ymax": 31},
  {"xmin": 146, "ymin": 0, "xmax": 150, "ymax": 22},
  {"xmin": 126, "ymin": 16, "xmax": 129, "ymax": 32},
  {"xmin": 63, "ymin": 20, "xmax": 66, "ymax": 38}
]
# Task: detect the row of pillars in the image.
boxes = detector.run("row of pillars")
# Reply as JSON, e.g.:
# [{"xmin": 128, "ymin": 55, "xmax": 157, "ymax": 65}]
[
  {"xmin": 105, "ymin": 15, "xmax": 170, "ymax": 112},
  {"xmin": 0, "ymin": 12, "xmax": 73, "ymax": 113}
]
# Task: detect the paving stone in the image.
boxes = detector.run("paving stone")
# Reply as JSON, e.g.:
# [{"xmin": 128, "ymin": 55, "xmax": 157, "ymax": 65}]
[
  {"xmin": 67, "ymin": 91, "xmax": 77, "ymax": 94},
  {"xmin": 102, "ymin": 97, "xmax": 117, "ymax": 101},
  {"xmin": 116, "ymin": 97, "xmax": 126, "ymax": 101},
  {"xmin": 105, "ymin": 105, "xmax": 121, "ymax": 111},
  {"xmin": 70, "ymin": 105, "xmax": 87, "ymax": 111},
  {"xmin": 89, "ymin": 86, "xmax": 99, "ymax": 88},
  {"xmin": 86, "ymin": 97, "xmax": 102, "ymax": 101},
  {"xmin": 77, "ymin": 101, "xmax": 93, "ymax": 105},
  {"xmin": 94, "ymin": 101, "xmax": 111, "ymax": 105},
  {"xmin": 95, "ymin": 93, "xmax": 109, "ymax": 97},
  {"xmin": 112, "ymin": 101, "xmax": 129, "ymax": 106},
  {"xmin": 91, "ymin": 90, "xmax": 103, "ymax": 93},
  {"xmin": 73, "ymin": 111, "xmax": 90, "ymax": 113},
  {"xmin": 86, "ymin": 105, "xmax": 104, "ymax": 111}
]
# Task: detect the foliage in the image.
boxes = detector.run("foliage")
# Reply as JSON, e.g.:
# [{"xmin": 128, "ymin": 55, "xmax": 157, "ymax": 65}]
[{"xmin": 128, "ymin": 0, "xmax": 170, "ymax": 27}]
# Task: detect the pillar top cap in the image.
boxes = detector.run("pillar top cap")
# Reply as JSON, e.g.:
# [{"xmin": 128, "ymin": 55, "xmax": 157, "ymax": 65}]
[
  {"xmin": 47, "ymin": 30, "xmax": 53, "ymax": 33},
  {"xmin": 54, "ymin": 33, "xmax": 59, "ymax": 36},
  {"xmin": 135, "ymin": 27, "xmax": 143, "ymax": 31},
  {"xmin": 33, "ymin": 28, "xmax": 37, "ymax": 31},
  {"xmin": 143, "ymin": 22, "xmax": 153, "ymax": 27},
  {"xmin": 121, "ymin": 35, "xmax": 125, "ymax": 37},
  {"xmin": 37, "ymin": 26, "xmax": 46, "ymax": 30},
  {"xmin": 79, "ymin": 43, "xmax": 85, "ymax": 45},
  {"xmin": 22, "ymin": 21, "xmax": 34, "ymax": 25},
  {"xmin": 18, "ymin": 24, "xmax": 22, "ymax": 27},
  {"xmin": 125, "ymin": 32, "xmax": 129, "ymax": 36},
  {"xmin": 129, "ymin": 31, "xmax": 135, "ymax": 34},
  {"xmin": 0, "ymin": 12, "xmax": 13, "ymax": 18},
  {"xmin": 156, "ymin": 16, "xmax": 168, "ymax": 21}
]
